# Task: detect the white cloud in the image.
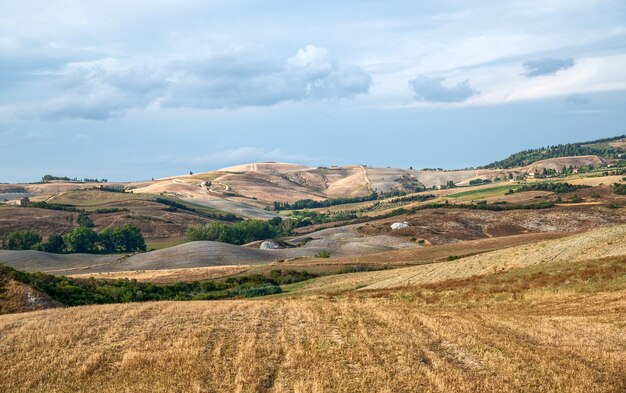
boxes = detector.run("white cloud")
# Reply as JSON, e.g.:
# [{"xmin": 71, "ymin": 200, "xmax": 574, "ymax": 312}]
[
  {"xmin": 172, "ymin": 147, "xmax": 328, "ymax": 166},
  {"xmin": 128, "ymin": 146, "xmax": 331, "ymax": 168},
  {"xmin": 34, "ymin": 46, "xmax": 371, "ymax": 120}
]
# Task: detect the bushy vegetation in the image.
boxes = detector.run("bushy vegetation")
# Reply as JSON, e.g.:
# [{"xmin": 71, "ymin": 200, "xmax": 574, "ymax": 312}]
[
  {"xmin": 41, "ymin": 175, "xmax": 109, "ymax": 183},
  {"xmin": 187, "ymin": 220, "xmax": 279, "ymax": 245},
  {"xmin": 315, "ymin": 250, "xmax": 331, "ymax": 258},
  {"xmin": 1, "ymin": 230, "xmax": 41, "ymax": 250},
  {"xmin": 1, "ymin": 225, "xmax": 146, "ymax": 254},
  {"xmin": 506, "ymin": 182, "xmax": 589, "ymax": 195},
  {"xmin": 41, "ymin": 174, "xmax": 70, "ymax": 182},
  {"xmin": 613, "ymin": 183, "xmax": 626, "ymax": 195},
  {"xmin": 38, "ymin": 234, "xmax": 66, "ymax": 253},
  {"xmin": 469, "ymin": 178, "xmax": 492, "ymax": 186},
  {"xmin": 76, "ymin": 212, "xmax": 94, "ymax": 228},
  {"xmin": 481, "ymin": 135, "xmax": 624, "ymax": 169},
  {"xmin": 0, "ymin": 265, "xmax": 317, "ymax": 305},
  {"xmin": 387, "ymin": 194, "xmax": 436, "ymax": 204},
  {"xmin": 93, "ymin": 207, "xmax": 129, "ymax": 214},
  {"xmin": 187, "ymin": 211, "xmax": 361, "ymax": 244},
  {"xmin": 284, "ymin": 210, "xmax": 358, "ymax": 228},
  {"xmin": 99, "ymin": 225, "xmax": 147, "ymax": 253},
  {"xmin": 28, "ymin": 201, "xmax": 81, "ymax": 212},
  {"xmin": 272, "ymin": 191, "xmax": 407, "ymax": 211},
  {"xmin": 98, "ymin": 185, "xmax": 124, "ymax": 192}
]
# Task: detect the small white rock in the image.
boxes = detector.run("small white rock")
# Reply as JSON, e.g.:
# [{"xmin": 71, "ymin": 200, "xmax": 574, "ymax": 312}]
[
  {"xmin": 390, "ymin": 222, "xmax": 409, "ymax": 230},
  {"xmin": 260, "ymin": 240, "xmax": 282, "ymax": 249}
]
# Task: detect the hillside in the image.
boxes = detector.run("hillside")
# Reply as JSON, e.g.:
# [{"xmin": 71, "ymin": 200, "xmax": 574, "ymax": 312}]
[
  {"xmin": 0, "ymin": 265, "xmax": 63, "ymax": 314},
  {"xmin": 481, "ymin": 135, "xmax": 625, "ymax": 169},
  {"xmin": 287, "ymin": 224, "xmax": 626, "ymax": 295},
  {"xmin": 3, "ymin": 135, "xmax": 625, "ymax": 223}
]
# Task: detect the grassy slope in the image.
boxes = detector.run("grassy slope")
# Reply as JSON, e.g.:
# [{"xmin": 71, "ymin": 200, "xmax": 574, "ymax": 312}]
[
  {"xmin": 0, "ymin": 255, "xmax": 624, "ymax": 392},
  {"xmin": 284, "ymin": 224, "xmax": 626, "ymax": 295}
]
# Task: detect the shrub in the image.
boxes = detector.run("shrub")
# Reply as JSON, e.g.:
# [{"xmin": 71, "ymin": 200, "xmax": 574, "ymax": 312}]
[
  {"xmin": 268, "ymin": 269, "xmax": 316, "ymax": 284},
  {"xmin": 38, "ymin": 234, "xmax": 66, "ymax": 253},
  {"xmin": 99, "ymin": 224, "xmax": 146, "ymax": 253},
  {"xmin": 612, "ymin": 183, "xmax": 626, "ymax": 195},
  {"xmin": 315, "ymin": 250, "xmax": 331, "ymax": 258},
  {"xmin": 63, "ymin": 227, "xmax": 99, "ymax": 253},
  {"xmin": 93, "ymin": 208, "xmax": 129, "ymax": 214},
  {"xmin": 187, "ymin": 220, "xmax": 278, "ymax": 245},
  {"xmin": 2, "ymin": 230, "xmax": 42, "ymax": 250},
  {"xmin": 77, "ymin": 212, "xmax": 94, "ymax": 228},
  {"xmin": 28, "ymin": 201, "xmax": 81, "ymax": 212},
  {"xmin": 338, "ymin": 264, "xmax": 381, "ymax": 274},
  {"xmin": 506, "ymin": 182, "xmax": 589, "ymax": 195}
]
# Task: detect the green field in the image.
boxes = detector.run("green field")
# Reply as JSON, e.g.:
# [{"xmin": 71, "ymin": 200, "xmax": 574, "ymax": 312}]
[{"xmin": 448, "ymin": 184, "xmax": 519, "ymax": 199}]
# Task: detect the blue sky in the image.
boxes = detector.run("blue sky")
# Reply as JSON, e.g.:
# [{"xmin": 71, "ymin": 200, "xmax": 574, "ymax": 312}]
[{"xmin": 1, "ymin": 0, "xmax": 625, "ymax": 182}]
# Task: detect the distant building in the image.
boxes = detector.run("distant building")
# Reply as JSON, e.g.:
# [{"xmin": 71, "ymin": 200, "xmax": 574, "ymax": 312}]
[{"xmin": 16, "ymin": 196, "xmax": 30, "ymax": 206}]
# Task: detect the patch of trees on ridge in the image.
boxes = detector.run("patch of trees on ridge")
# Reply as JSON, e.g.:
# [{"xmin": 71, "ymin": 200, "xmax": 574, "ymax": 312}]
[
  {"xmin": 506, "ymin": 182, "xmax": 589, "ymax": 195},
  {"xmin": 480, "ymin": 135, "xmax": 625, "ymax": 169},
  {"xmin": 272, "ymin": 190, "xmax": 408, "ymax": 211},
  {"xmin": 41, "ymin": 175, "xmax": 109, "ymax": 183}
]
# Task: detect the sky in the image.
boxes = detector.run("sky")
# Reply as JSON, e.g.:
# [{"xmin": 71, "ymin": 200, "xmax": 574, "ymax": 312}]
[{"xmin": 1, "ymin": 0, "xmax": 625, "ymax": 182}]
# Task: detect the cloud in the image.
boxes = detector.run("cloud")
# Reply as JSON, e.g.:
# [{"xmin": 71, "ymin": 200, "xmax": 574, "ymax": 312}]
[
  {"xmin": 171, "ymin": 146, "xmax": 328, "ymax": 166},
  {"xmin": 522, "ymin": 57, "xmax": 575, "ymax": 77},
  {"xmin": 564, "ymin": 94, "xmax": 589, "ymax": 105},
  {"xmin": 408, "ymin": 75, "xmax": 478, "ymax": 102},
  {"xmin": 127, "ymin": 146, "xmax": 331, "ymax": 168},
  {"xmin": 38, "ymin": 45, "xmax": 371, "ymax": 120}
]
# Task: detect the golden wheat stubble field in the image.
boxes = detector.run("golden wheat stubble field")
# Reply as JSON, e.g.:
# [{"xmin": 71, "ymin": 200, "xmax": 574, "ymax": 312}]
[{"xmin": 1, "ymin": 279, "xmax": 625, "ymax": 392}]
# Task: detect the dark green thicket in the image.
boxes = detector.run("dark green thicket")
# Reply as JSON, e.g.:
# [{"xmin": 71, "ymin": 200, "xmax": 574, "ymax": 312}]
[
  {"xmin": 480, "ymin": 135, "xmax": 624, "ymax": 169},
  {"xmin": 1, "ymin": 224, "xmax": 146, "ymax": 254},
  {"xmin": 272, "ymin": 190, "xmax": 407, "ymax": 211},
  {"xmin": 613, "ymin": 183, "xmax": 626, "ymax": 195},
  {"xmin": 28, "ymin": 202, "xmax": 81, "ymax": 212},
  {"xmin": 506, "ymin": 182, "xmax": 589, "ymax": 195},
  {"xmin": 0, "ymin": 265, "xmax": 317, "ymax": 305}
]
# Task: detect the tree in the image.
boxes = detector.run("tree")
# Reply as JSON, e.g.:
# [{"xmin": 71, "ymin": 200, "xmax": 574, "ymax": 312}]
[
  {"xmin": 77, "ymin": 212, "xmax": 94, "ymax": 228},
  {"xmin": 2, "ymin": 230, "xmax": 41, "ymax": 250},
  {"xmin": 39, "ymin": 234, "xmax": 66, "ymax": 253},
  {"xmin": 99, "ymin": 224, "xmax": 146, "ymax": 253},
  {"xmin": 64, "ymin": 227, "xmax": 99, "ymax": 253},
  {"xmin": 187, "ymin": 220, "xmax": 277, "ymax": 245}
]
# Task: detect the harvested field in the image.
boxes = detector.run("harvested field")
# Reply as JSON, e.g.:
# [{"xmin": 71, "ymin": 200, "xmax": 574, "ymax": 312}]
[
  {"xmin": 357, "ymin": 205, "xmax": 626, "ymax": 244},
  {"xmin": 1, "ymin": 283, "xmax": 623, "ymax": 392},
  {"xmin": 188, "ymin": 197, "xmax": 279, "ymax": 218},
  {"xmin": 290, "ymin": 225, "xmax": 626, "ymax": 295},
  {"xmin": 0, "ymin": 250, "xmax": 120, "ymax": 273},
  {"xmin": 69, "ymin": 265, "xmax": 251, "ymax": 283},
  {"xmin": 0, "ymin": 206, "xmax": 76, "ymax": 239}
]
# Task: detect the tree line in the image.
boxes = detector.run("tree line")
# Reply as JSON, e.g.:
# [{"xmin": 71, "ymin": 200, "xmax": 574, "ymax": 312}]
[
  {"xmin": 480, "ymin": 135, "xmax": 625, "ymax": 169},
  {"xmin": 0, "ymin": 265, "xmax": 318, "ymax": 308},
  {"xmin": 1, "ymin": 224, "xmax": 146, "ymax": 254},
  {"xmin": 272, "ymin": 190, "xmax": 407, "ymax": 211},
  {"xmin": 506, "ymin": 182, "xmax": 589, "ymax": 195}
]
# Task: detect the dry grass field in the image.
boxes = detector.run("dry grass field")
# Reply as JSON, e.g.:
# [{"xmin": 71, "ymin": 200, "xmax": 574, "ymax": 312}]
[
  {"xmin": 69, "ymin": 265, "xmax": 251, "ymax": 283},
  {"xmin": 1, "ymin": 254, "xmax": 624, "ymax": 392}
]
